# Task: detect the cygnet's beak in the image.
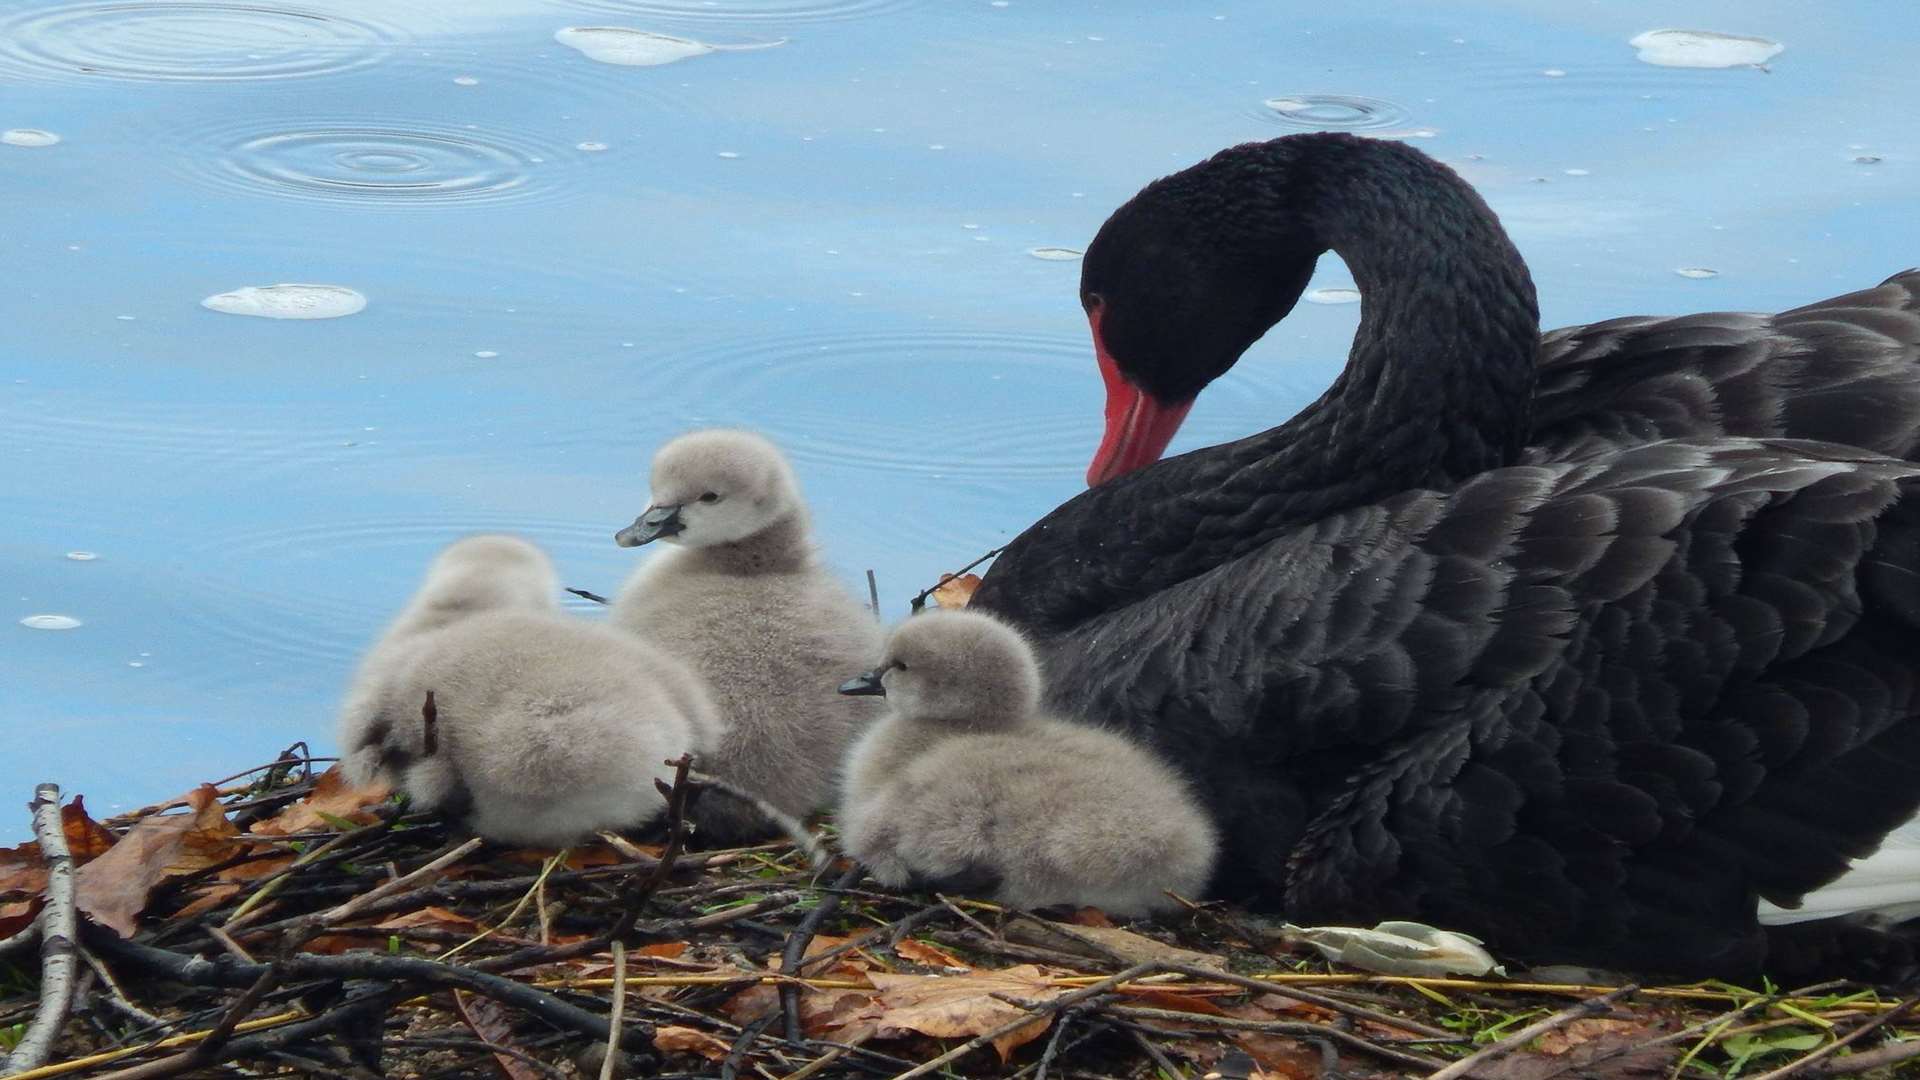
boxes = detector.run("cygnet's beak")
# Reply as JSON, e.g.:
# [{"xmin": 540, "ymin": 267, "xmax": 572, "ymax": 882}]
[
  {"xmin": 616, "ymin": 504, "xmax": 684, "ymax": 547},
  {"xmin": 838, "ymin": 671, "xmax": 886, "ymax": 697}
]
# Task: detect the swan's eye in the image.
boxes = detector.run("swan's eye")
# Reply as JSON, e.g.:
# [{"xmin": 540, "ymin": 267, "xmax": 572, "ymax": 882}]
[
  {"xmin": 698, "ymin": 492, "xmax": 720, "ymax": 503},
  {"xmin": 893, "ymin": 660, "xmax": 908, "ymax": 672}
]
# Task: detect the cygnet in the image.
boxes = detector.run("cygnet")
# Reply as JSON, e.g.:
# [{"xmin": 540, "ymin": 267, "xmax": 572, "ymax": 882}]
[
  {"xmin": 837, "ymin": 609, "xmax": 1219, "ymax": 916},
  {"xmin": 611, "ymin": 429, "xmax": 883, "ymax": 843},
  {"xmin": 339, "ymin": 534, "xmax": 722, "ymax": 847}
]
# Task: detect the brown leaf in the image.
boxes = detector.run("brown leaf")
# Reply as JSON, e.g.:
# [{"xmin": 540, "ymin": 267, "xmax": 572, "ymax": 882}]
[
  {"xmin": 0, "ymin": 898, "xmax": 41, "ymax": 938},
  {"xmin": 218, "ymin": 853, "xmax": 296, "ymax": 883},
  {"xmin": 454, "ymin": 989, "xmax": 548, "ymax": 1080},
  {"xmin": 930, "ymin": 573, "xmax": 981, "ymax": 609},
  {"xmin": 0, "ymin": 845, "xmax": 48, "ymax": 901},
  {"xmin": 653, "ymin": 1025, "xmax": 735, "ymax": 1062},
  {"xmin": 1227, "ymin": 1035, "xmax": 1322, "ymax": 1080},
  {"xmin": 75, "ymin": 784, "xmax": 247, "ymax": 936},
  {"xmin": 249, "ymin": 765, "xmax": 390, "ymax": 837},
  {"xmin": 496, "ymin": 844, "xmax": 624, "ymax": 869},
  {"xmin": 639, "ymin": 941, "xmax": 688, "ymax": 959},
  {"xmin": 376, "ymin": 905, "xmax": 478, "ymax": 931},
  {"xmin": 1480, "ymin": 1019, "xmax": 1674, "ymax": 1080},
  {"xmin": 864, "ymin": 964, "xmax": 1068, "ymax": 1061},
  {"xmin": 895, "ymin": 938, "xmax": 971, "ymax": 970},
  {"xmin": 170, "ymin": 883, "xmax": 242, "ymax": 921},
  {"xmin": 62, "ymin": 796, "xmax": 118, "ymax": 864}
]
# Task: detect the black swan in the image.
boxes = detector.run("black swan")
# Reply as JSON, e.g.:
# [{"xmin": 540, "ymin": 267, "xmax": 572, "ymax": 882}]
[{"xmin": 970, "ymin": 132, "xmax": 1920, "ymax": 977}]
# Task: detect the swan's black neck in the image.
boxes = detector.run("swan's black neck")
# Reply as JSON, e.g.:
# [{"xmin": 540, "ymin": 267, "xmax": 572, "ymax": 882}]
[{"xmin": 975, "ymin": 135, "xmax": 1541, "ymax": 632}]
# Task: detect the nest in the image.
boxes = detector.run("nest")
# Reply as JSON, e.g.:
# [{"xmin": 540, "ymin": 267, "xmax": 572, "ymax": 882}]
[{"xmin": 3, "ymin": 749, "xmax": 1917, "ymax": 1080}]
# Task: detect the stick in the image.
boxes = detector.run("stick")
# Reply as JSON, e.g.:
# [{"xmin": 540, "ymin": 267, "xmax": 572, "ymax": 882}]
[
  {"xmin": 566, "ymin": 587, "xmax": 610, "ymax": 605},
  {"xmin": 2, "ymin": 784, "xmax": 81, "ymax": 1077},
  {"xmin": 908, "ymin": 547, "xmax": 1005, "ymax": 612},
  {"xmin": 421, "ymin": 690, "xmax": 439, "ymax": 756},
  {"xmin": 1747, "ymin": 997, "xmax": 1920, "ymax": 1080},
  {"xmin": 1102, "ymin": 1004, "xmax": 1447, "ymax": 1071},
  {"xmin": 1150, "ymin": 960, "xmax": 1456, "ymax": 1040},
  {"xmin": 866, "ymin": 569, "xmax": 881, "ymax": 621},
  {"xmin": 885, "ymin": 960, "xmax": 1162, "ymax": 1080},
  {"xmin": 599, "ymin": 940, "xmax": 627, "ymax": 1080},
  {"xmin": 1806, "ymin": 1035, "xmax": 1920, "ymax": 1076},
  {"xmin": 1424, "ymin": 984, "xmax": 1639, "ymax": 1080},
  {"xmin": 781, "ymin": 863, "xmax": 864, "ymax": 1043}
]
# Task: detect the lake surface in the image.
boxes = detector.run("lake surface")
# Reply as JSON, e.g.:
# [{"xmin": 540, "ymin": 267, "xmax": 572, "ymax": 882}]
[{"xmin": 2, "ymin": 0, "xmax": 1915, "ymax": 829}]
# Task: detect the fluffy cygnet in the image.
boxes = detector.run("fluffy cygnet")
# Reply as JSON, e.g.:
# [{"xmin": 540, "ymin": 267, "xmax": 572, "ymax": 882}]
[
  {"xmin": 612, "ymin": 429, "xmax": 883, "ymax": 843},
  {"xmin": 838, "ymin": 610, "xmax": 1219, "ymax": 916},
  {"xmin": 339, "ymin": 535, "xmax": 722, "ymax": 847}
]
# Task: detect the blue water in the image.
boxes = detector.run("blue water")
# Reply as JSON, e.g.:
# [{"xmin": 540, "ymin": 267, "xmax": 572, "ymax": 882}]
[{"xmin": 2, "ymin": 0, "xmax": 1914, "ymax": 830}]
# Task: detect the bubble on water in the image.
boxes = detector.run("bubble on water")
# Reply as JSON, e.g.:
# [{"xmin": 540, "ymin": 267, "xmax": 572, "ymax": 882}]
[
  {"xmin": 927, "ymin": 143, "xmax": 945, "ymax": 150},
  {"xmin": 1261, "ymin": 93, "xmax": 1410, "ymax": 130},
  {"xmin": 576, "ymin": 141, "xmax": 608, "ymax": 152},
  {"xmin": 21, "ymin": 614, "xmax": 81, "ymax": 630},
  {"xmin": 202, "ymin": 283, "xmax": 367, "ymax": 319},
  {"xmin": 1305, "ymin": 287, "xmax": 1361, "ymax": 304},
  {"xmin": 716, "ymin": 150, "xmax": 740, "ymax": 158},
  {"xmin": 554, "ymin": 27, "xmax": 782, "ymax": 67},
  {"xmin": 1674, "ymin": 267, "xmax": 1720, "ymax": 279},
  {"xmin": 3, "ymin": 128, "xmax": 62, "ymax": 147},
  {"xmin": 452, "ymin": 74, "xmax": 478, "ymax": 85},
  {"xmin": 1027, "ymin": 247, "xmax": 1082, "ymax": 261},
  {"xmin": 1854, "ymin": 155, "xmax": 1882, "ymax": 165},
  {"xmin": 1541, "ymin": 68, "xmax": 1566, "ymax": 77},
  {"xmin": 473, "ymin": 349, "xmax": 499, "ymax": 358},
  {"xmin": 1630, "ymin": 29, "xmax": 1783, "ymax": 69},
  {"xmin": 128, "ymin": 660, "xmax": 145, "ymax": 667},
  {"xmin": 65, "ymin": 551, "xmax": 98, "ymax": 561},
  {"xmin": 1564, "ymin": 168, "xmax": 1590, "ymax": 176}
]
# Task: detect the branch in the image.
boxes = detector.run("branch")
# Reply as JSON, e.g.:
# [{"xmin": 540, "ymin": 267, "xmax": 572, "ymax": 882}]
[
  {"xmin": 2, "ymin": 784, "xmax": 81, "ymax": 1077},
  {"xmin": 781, "ymin": 863, "xmax": 864, "ymax": 1043},
  {"xmin": 566, "ymin": 587, "xmax": 610, "ymax": 605},
  {"xmin": 908, "ymin": 547, "xmax": 1005, "ymax": 612},
  {"xmin": 1424, "ymin": 984, "xmax": 1638, "ymax": 1080}
]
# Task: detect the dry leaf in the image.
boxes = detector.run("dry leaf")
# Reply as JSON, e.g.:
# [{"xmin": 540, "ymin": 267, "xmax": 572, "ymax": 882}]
[
  {"xmin": 864, "ymin": 964, "xmax": 1068, "ymax": 1061},
  {"xmin": 1535, "ymin": 1018, "xmax": 1653, "ymax": 1057},
  {"xmin": 654, "ymin": 1025, "xmax": 735, "ymax": 1062},
  {"xmin": 930, "ymin": 573, "xmax": 981, "ymax": 609},
  {"xmin": 1066, "ymin": 907, "xmax": 1116, "ymax": 927},
  {"xmin": 170, "ymin": 883, "xmax": 243, "ymax": 921},
  {"xmin": 895, "ymin": 938, "xmax": 971, "ymax": 970},
  {"xmin": 1479, "ymin": 1021, "xmax": 1674, "ymax": 1080},
  {"xmin": 76, "ymin": 784, "xmax": 246, "ymax": 936},
  {"xmin": 497, "ymin": 845, "xmax": 624, "ymax": 870},
  {"xmin": 454, "ymin": 989, "xmax": 548, "ymax": 1080},
  {"xmin": 249, "ymin": 766, "xmax": 390, "ymax": 837},
  {"xmin": 377, "ymin": 905, "xmax": 478, "ymax": 930},
  {"xmin": 639, "ymin": 941, "xmax": 688, "ymax": 959},
  {"xmin": 61, "ymin": 796, "xmax": 118, "ymax": 864},
  {"xmin": 1008, "ymin": 916, "xmax": 1228, "ymax": 973}
]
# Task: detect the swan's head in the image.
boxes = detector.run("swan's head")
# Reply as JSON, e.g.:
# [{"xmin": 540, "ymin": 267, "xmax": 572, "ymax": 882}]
[
  {"xmin": 839, "ymin": 610, "xmax": 1041, "ymax": 729},
  {"xmin": 617, "ymin": 429, "xmax": 802, "ymax": 549},
  {"xmin": 414, "ymin": 534, "xmax": 560, "ymax": 622},
  {"xmin": 1081, "ymin": 136, "xmax": 1344, "ymax": 487}
]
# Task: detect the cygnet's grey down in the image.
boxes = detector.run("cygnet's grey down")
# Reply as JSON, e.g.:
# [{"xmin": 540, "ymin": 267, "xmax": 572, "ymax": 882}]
[
  {"xmin": 837, "ymin": 609, "xmax": 1219, "ymax": 916},
  {"xmin": 611, "ymin": 429, "xmax": 883, "ymax": 844},
  {"xmin": 338, "ymin": 534, "xmax": 723, "ymax": 847}
]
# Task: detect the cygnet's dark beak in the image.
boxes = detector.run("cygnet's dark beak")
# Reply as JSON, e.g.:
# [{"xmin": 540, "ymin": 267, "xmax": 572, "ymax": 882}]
[
  {"xmin": 615, "ymin": 504, "xmax": 684, "ymax": 547},
  {"xmin": 838, "ymin": 671, "xmax": 886, "ymax": 697}
]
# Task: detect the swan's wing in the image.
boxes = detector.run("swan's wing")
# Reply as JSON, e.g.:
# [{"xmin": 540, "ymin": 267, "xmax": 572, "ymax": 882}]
[
  {"xmin": 1057, "ymin": 437, "xmax": 1920, "ymax": 973},
  {"xmin": 1531, "ymin": 269, "xmax": 1920, "ymax": 463}
]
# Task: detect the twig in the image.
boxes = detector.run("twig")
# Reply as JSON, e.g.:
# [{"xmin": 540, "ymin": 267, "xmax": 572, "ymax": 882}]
[
  {"xmin": 1103, "ymin": 1004, "xmax": 1448, "ymax": 1071},
  {"xmin": 1424, "ymin": 984, "xmax": 1639, "ymax": 1080},
  {"xmin": 87, "ymin": 928, "xmax": 638, "ymax": 1048},
  {"xmin": 567, "ymin": 587, "xmax": 610, "ymax": 604},
  {"xmin": 1151, "ymin": 960, "xmax": 1456, "ymax": 1040},
  {"xmin": 1805, "ymin": 1035, "xmax": 1920, "ymax": 1076},
  {"xmin": 600, "ymin": 940, "xmax": 627, "ymax": 1080},
  {"xmin": 866, "ymin": 569, "xmax": 881, "ymax": 621},
  {"xmin": 1747, "ymin": 997, "xmax": 1920, "ymax": 1080},
  {"xmin": 317, "ymin": 836, "xmax": 483, "ymax": 925},
  {"xmin": 782, "ymin": 864, "xmax": 864, "ymax": 1043},
  {"xmin": 887, "ymin": 960, "xmax": 1162, "ymax": 1080},
  {"xmin": 908, "ymin": 547, "xmax": 1005, "ymax": 612},
  {"xmin": 1031, "ymin": 1007, "xmax": 1082, "ymax": 1080},
  {"xmin": 723, "ymin": 1012, "xmax": 781, "ymax": 1080},
  {"xmin": 1119, "ymin": 1022, "xmax": 1183, "ymax": 1079},
  {"xmin": 86, "ymin": 987, "xmax": 402, "ymax": 1080},
  {"xmin": 224, "ymin": 813, "xmax": 393, "ymax": 928},
  {"xmin": 78, "ymin": 946, "xmax": 167, "ymax": 1030},
  {"xmin": 2, "ymin": 784, "xmax": 81, "ymax": 1077},
  {"xmin": 421, "ymin": 690, "xmax": 439, "ymax": 756}
]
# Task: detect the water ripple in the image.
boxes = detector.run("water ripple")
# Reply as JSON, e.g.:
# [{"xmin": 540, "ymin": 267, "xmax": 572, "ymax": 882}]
[
  {"xmin": 552, "ymin": 0, "xmax": 918, "ymax": 26},
  {"xmin": 1255, "ymin": 94, "xmax": 1412, "ymax": 130},
  {"xmin": 168, "ymin": 118, "xmax": 580, "ymax": 210},
  {"xmin": 0, "ymin": 1, "xmax": 404, "ymax": 83}
]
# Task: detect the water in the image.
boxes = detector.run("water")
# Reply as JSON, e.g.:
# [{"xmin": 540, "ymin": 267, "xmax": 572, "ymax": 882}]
[{"xmin": 3, "ymin": 0, "xmax": 1916, "ymax": 829}]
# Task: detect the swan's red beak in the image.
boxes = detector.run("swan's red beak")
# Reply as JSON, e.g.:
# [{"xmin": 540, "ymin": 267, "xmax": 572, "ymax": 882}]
[{"xmin": 1087, "ymin": 310, "xmax": 1193, "ymax": 487}]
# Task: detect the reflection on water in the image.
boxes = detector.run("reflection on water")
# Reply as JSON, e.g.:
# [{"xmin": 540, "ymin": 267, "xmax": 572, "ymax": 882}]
[{"xmin": 2, "ymin": 0, "xmax": 1915, "ymax": 823}]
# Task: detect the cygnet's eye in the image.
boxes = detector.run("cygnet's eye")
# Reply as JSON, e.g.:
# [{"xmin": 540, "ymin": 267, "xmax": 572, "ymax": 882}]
[
  {"xmin": 698, "ymin": 491, "xmax": 721, "ymax": 503},
  {"xmin": 893, "ymin": 660, "xmax": 909, "ymax": 672}
]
